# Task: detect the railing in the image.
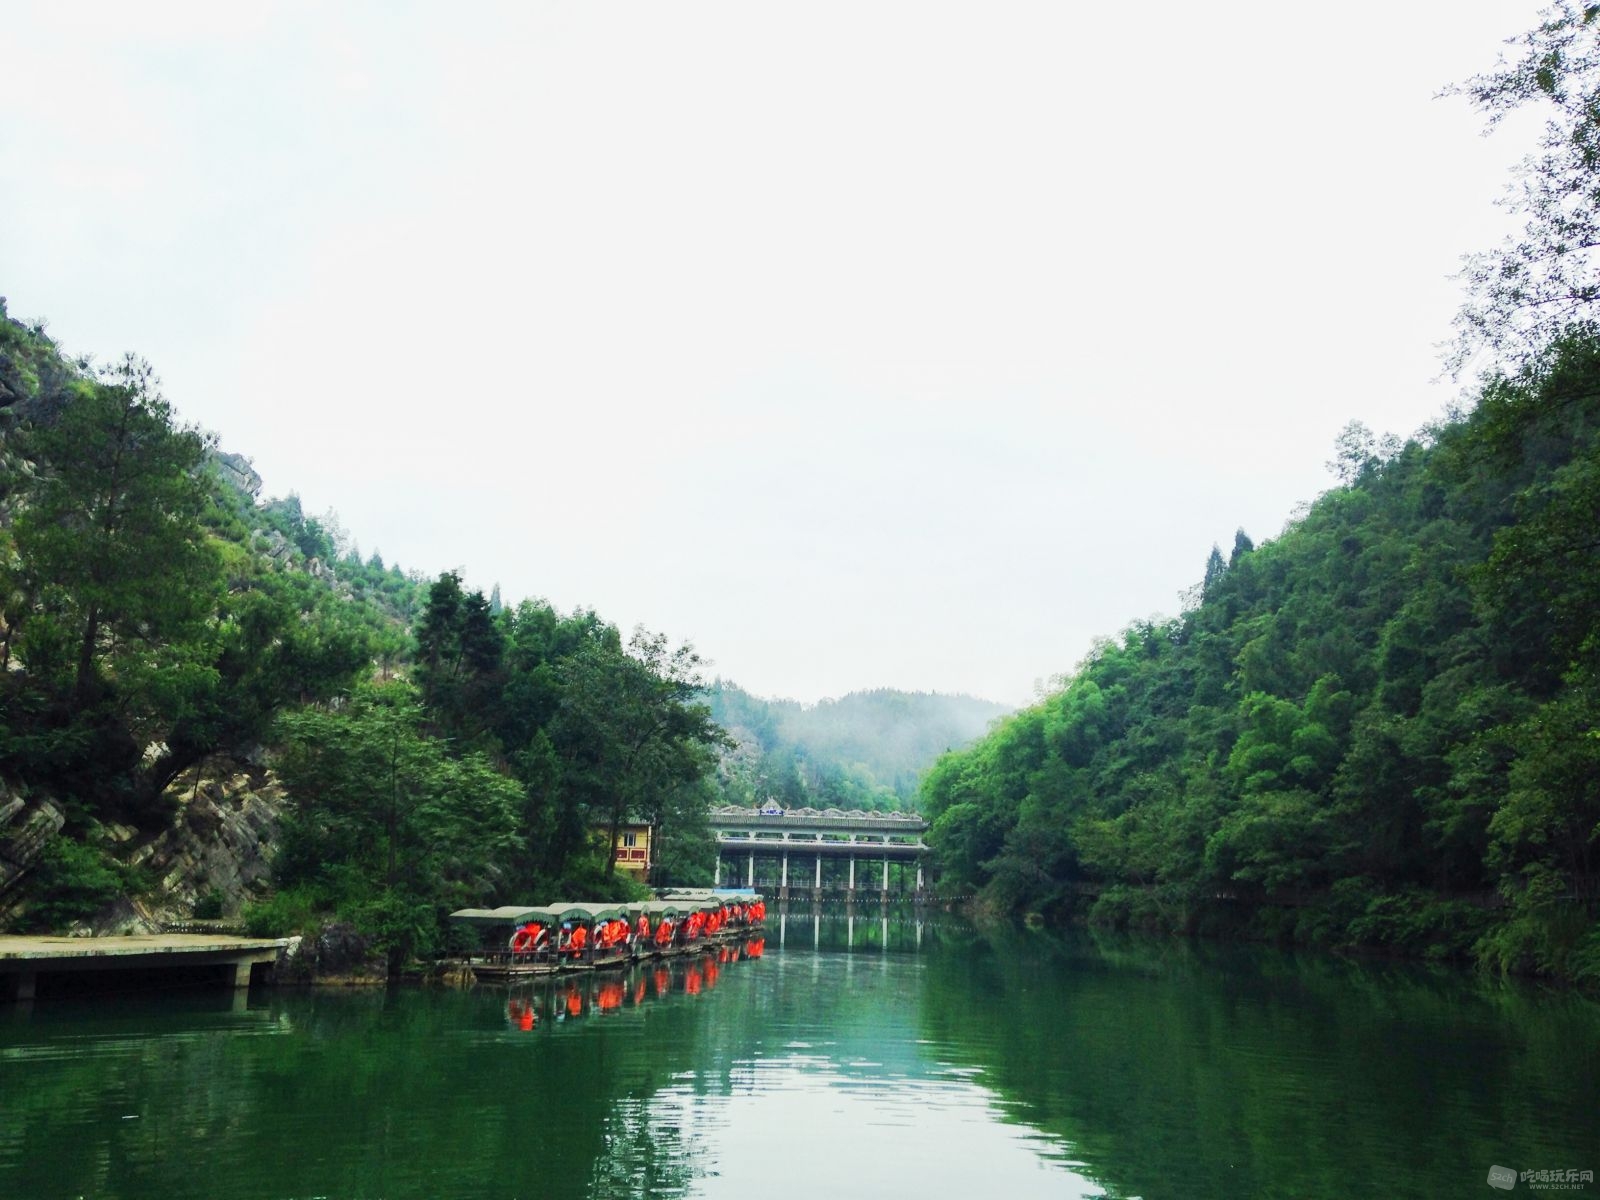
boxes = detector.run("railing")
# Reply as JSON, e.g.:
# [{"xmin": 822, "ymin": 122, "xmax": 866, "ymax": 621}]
[
  {"xmin": 715, "ymin": 831, "xmax": 927, "ymax": 848},
  {"xmin": 708, "ymin": 813, "xmax": 929, "ymax": 834}
]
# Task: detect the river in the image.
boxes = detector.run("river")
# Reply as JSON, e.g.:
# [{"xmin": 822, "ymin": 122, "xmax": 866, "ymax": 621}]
[{"xmin": 2, "ymin": 911, "xmax": 1596, "ymax": 1199}]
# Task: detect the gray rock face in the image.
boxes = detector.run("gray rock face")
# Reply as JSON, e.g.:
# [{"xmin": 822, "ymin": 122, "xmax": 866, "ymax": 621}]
[
  {"xmin": 0, "ymin": 762, "xmax": 288, "ymax": 935},
  {"xmin": 123, "ymin": 766, "xmax": 286, "ymax": 928},
  {"xmin": 0, "ymin": 789, "xmax": 65, "ymax": 898},
  {"xmin": 209, "ymin": 449, "xmax": 263, "ymax": 497},
  {"xmin": 252, "ymin": 528, "xmax": 297, "ymax": 566}
]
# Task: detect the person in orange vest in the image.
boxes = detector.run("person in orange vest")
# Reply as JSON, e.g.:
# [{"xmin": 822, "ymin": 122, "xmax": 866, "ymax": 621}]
[
  {"xmin": 635, "ymin": 912, "xmax": 651, "ymax": 943},
  {"xmin": 510, "ymin": 921, "xmax": 545, "ymax": 955},
  {"xmin": 654, "ymin": 918, "xmax": 675, "ymax": 948},
  {"xmin": 565, "ymin": 922, "xmax": 589, "ymax": 959}
]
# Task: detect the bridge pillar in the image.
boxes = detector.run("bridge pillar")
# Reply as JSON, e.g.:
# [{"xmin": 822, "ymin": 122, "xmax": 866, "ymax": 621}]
[
  {"xmin": 747, "ymin": 851, "xmax": 754, "ymax": 888},
  {"xmin": 780, "ymin": 851, "xmax": 789, "ymax": 901},
  {"xmin": 814, "ymin": 854, "xmax": 822, "ymax": 897},
  {"xmin": 848, "ymin": 857, "xmax": 855, "ymax": 895},
  {"xmin": 917, "ymin": 863, "xmax": 924, "ymax": 893},
  {"xmin": 714, "ymin": 856, "xmax": 722, "ymax": 887},
  {"xmin": 881, "ymin": 856, "xmax": 889, "ymax": 900},
  {"xmin": 231, "ymin": 961, "xmax": 253, "ymax": 990},
  {"xmin": 14, "ymin": 970, "xmax": 36, "ymax": 1002}
]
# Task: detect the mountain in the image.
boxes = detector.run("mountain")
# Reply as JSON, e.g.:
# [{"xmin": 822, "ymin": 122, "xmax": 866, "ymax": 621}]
[{"xmin": 705, "ymin": 681, "xmax": 1009, "ymax": 811}]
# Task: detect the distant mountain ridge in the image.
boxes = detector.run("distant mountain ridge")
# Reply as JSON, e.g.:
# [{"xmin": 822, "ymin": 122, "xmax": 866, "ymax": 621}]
[{"xmin": 704, "ymin": 681, "xmax": 1009, "ymax": 812}]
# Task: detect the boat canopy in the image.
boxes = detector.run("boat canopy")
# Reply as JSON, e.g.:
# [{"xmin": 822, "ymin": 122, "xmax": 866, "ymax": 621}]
[
  {"xmin": 639, "ymin": 900, "xmax": 683, "ymax": 918},
  {"xmin": 536, "ymin": 901, "xmax": 627, "ymax": 924},
  {"xmin": 660, "ymin": 889, "xmax": 761, "ymax": 906},
  {"xmin": 448, "ymin": 906, "xmax": 545, "ymax": 927},
  {"xmin": 675, "ymin": 897, "xmax": 722, "ymax": 914}
]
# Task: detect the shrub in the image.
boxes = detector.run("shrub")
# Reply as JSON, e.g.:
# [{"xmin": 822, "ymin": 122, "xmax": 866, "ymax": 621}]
[
  {"xmin": 241, "ymin": 886, "xmax": 324, "ymax": 937},
  {"xmin": 15, "ymin": 837, "xmax": 129, "ymax": 931}
]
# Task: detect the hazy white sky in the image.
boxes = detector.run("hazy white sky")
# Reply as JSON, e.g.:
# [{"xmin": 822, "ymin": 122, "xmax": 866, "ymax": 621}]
[{"xmin": 2, "ymin": 1, "xmax": 1545, "ymax": 706}]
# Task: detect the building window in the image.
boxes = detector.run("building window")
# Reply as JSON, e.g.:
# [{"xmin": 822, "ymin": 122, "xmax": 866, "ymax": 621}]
[{"xmin": 622, "ymin": 832, "xmax": 637, "ymax": 848}]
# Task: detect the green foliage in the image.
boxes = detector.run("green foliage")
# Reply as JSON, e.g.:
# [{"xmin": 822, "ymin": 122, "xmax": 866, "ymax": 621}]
[
  {"xmin": 272, "ymin": 681, "xmax": 523, "ymax": 974},
  {"xmin": 8, "ymin": 356, "xmax": 217, "ymax": 708},
  {"xmin": 241, "ymin": 886, "xmax": 324, "ymax": 938},
  {"xmin": 0, "ymin": 304, "xmax": 730, "ymax": 939},
  {"xmin": 552, "ymin": 627, "xmax": 725, "ymax": 880},
  {"xmin": 924, "ymin": 331, "xmax": 1600, "ymax": 981},
  {"xmin": 1446, "ymin": 2, "xmax": 1600, "ymax": 368},
  {"xmin": 11, "ymin": 837, "xmax": 144, "ymax": 932}
]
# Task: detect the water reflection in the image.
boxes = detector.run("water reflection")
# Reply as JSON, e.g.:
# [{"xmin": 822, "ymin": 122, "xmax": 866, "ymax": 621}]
[
  {"xmin": 916, "ymin": 925, "xmax": 1600, "ymax": 1200},
  {"xmin": 498, "ymin": 942, "xmax": 768, "ymax": 1033},
  {"xmin": 2, "ymin": 916, "xmax": 1595, "ymax": 1200},
  {"xmin": 774, "ymin": 901, "xmax": 965, "ymax": 953}
]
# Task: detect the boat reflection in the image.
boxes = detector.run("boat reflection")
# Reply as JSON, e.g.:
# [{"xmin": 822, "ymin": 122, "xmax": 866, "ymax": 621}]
[{"xmin": 501, "ymin": 939, "xmax": 767, "ymax": 1032}]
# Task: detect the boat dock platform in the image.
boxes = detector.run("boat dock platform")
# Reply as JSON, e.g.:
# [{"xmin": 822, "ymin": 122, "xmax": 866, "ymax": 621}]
[{"xmin": 0, "ymin": 934, "xmax": 288, "ymax": 1001}]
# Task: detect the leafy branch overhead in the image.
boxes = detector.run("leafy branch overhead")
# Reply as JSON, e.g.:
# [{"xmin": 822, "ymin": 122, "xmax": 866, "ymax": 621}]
[{"xmin": 1449, "ymin": 1, "xmax": 1600, "ymax": 372}]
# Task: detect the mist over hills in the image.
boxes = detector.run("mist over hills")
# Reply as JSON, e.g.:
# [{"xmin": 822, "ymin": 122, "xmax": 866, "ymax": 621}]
[{"xmin": 704, "ymin": 681, "xmax": 1010, "ymax": 812}]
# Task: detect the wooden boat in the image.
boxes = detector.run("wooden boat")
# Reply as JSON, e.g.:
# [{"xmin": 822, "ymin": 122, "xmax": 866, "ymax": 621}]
[
  {"xmin": 449, "ymin": 906, "xmax": 561, "ymax": 980},
  {"xmin": 541, "ymin": 902, "xmax": 630, "ymax": 972}
]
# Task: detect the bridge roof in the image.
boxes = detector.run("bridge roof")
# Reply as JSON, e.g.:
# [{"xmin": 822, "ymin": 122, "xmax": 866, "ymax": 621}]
[{"xmin": 708, "ymin": 805, "xmax": 928, "ymax": 831}]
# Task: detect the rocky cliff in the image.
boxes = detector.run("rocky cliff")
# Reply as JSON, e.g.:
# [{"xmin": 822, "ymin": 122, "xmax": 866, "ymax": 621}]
[{"xmin": 0, "ymin": 759, "xmax": 286, "ymax": 934}]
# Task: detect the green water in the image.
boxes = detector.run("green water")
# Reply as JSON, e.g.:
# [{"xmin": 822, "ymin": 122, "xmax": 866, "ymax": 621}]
[{"xmin": 2, "ymin": 915, "xmax": 1596, "ymax": 1199}]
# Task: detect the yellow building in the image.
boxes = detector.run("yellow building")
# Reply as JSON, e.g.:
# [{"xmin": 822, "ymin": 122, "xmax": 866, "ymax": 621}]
[{"xmin": 598, "ymin": 821, "xmax": 654, "ymax": 880}]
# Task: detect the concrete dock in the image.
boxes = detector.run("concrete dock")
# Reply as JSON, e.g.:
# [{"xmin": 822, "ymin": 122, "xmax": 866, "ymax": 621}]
[{"xmin": 0, "ymin": 933, "xmax": 289, "ymax": 1000}]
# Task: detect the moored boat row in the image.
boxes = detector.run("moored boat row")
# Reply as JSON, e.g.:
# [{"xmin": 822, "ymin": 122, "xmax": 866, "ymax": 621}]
[{"xmin": 450, "ymin": 890, "xmax": 766, "ymax": 980}]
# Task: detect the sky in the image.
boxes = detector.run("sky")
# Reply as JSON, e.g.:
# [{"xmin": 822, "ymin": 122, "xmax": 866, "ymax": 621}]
[{"xmin": 1, "ymin": 1, "xmax": 1549, "ymax": 707}]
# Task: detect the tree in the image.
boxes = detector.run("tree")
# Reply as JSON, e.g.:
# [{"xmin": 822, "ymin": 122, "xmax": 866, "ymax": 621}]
[
  {"xmin": 273, "ymin": 683, "xmax": 522, "ymax": 976},
  {"xmin": 414, "ymin": 571, "xmax": 504, "ymax": 749},
  {"xmin": 8, "ymin": 356, "xmax": 218, "ymax": 708},
  {"xmin": 1201, "ymin": 544, "xmax": 1228, "ymax": 599},
  {"xmin": 1229, "ymin": 528, "xmax": 1255, "ymax": 567},
  {"xmin": 555, "ymin": 628, "xmax": 725, "ymax": 879},
  {"xmin": 1448, "ymin": 1, "xmax": 1600, "ymax": 371},
  {"xmin": 143, "ymin": 584, "xmax": 371, "ymax": 800}
]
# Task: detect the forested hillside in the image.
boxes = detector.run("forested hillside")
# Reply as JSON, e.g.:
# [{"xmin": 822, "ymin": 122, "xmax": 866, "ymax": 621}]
[
  {"xmin": 925, "ymin": 334, "xmax": 1600, "ymax": 981},
  {"xmin": 705, "ymin": 681, "xmax": 1008, "ymax": 811},
  {"xmin": 0, "ymin": 305, "xmax": 724, "ymax": 974},
  {"xmin": 923, "ymin": 6, "xmax": 1600, "ymax": 986}
]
